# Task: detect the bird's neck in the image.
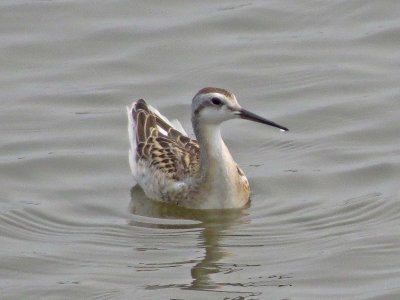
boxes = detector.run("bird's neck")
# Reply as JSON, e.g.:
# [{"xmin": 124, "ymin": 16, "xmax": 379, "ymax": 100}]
[{"xmin": 192, "ymin": 119, "xmax": 237, "ymax": 191}]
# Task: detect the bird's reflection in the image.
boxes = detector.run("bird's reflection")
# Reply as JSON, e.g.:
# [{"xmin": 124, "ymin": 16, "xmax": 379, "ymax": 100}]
[{"xmin": 129, "ymin": 186, "xmax": 251, "ymax": 290}]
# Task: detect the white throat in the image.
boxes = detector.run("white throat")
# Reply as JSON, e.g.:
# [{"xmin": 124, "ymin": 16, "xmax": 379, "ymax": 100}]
[{"xmin": 194, "ymin": 122, "xmax": 240, "ymax": 207}]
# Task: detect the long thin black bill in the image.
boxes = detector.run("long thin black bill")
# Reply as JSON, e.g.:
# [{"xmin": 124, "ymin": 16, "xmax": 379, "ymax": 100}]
[{"xmin": 239, "ymin": 108, "xmax": 289, "ymax": 132}]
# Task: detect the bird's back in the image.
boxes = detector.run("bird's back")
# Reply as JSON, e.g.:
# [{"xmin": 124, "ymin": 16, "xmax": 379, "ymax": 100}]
[{"xmin": 127, "ymin": 99, "xmax": 201, "ymax": 203}]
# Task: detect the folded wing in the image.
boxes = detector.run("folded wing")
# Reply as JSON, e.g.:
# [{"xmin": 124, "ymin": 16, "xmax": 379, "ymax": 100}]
[{"xmin": 128, "ymin": 99, "xmax": 200, "ymax": 181}]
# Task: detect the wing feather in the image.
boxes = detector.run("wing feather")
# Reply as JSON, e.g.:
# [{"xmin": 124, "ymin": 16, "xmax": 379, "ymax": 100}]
[{"xmin": 130, "ymin": 99, "xmax": 200, "ymax": 181}]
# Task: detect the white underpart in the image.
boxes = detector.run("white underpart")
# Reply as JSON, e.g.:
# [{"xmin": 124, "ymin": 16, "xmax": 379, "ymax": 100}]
[
  {"xmin": 126, "ymin": 101, "xmax": 188, "ymax": 188},
  {"xmin": 126, "ymin": 106, "xmax": 137, "ymax": 185}
]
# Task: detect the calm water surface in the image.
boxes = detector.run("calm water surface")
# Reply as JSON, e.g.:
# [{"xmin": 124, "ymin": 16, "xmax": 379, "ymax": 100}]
[{"xmin": 1, "ymin": 1, "xmax": 400, "ymax": 299}]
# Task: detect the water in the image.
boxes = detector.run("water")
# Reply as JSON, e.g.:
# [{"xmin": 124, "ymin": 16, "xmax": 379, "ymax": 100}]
[{"xmin": 1, "ymin": 1, "xmax": 400, "ymax": 299}]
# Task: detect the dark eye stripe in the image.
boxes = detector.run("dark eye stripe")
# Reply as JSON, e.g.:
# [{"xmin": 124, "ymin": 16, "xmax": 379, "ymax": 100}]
[{"xmin": 211, "ymin": 97, "xmax": 223, "ymax": 106}]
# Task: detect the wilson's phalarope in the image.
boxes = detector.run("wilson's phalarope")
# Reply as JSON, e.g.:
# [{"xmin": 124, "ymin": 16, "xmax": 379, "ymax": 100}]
[{"xmin": 127, "ymin": 87, "xmax": 288, "ymax": 209}]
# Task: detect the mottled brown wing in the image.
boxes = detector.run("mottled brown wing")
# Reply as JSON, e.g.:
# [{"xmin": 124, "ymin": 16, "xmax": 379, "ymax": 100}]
[{"xmin": 132, "ymin": 99, "xmax": 200, "ymax": 180}]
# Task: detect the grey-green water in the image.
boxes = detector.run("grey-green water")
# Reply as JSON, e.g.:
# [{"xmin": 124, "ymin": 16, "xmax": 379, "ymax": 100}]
[{"xmin": 1, "ymin": 1, "xmax": 400, "ymax": 299}]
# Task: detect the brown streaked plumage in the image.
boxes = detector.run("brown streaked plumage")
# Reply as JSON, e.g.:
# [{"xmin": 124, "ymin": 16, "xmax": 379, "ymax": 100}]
[
  {"xmin": 133, "ymin": 99, "xmax": 200, "ymax": 181},
  {"xmin": 127, "ymin": 88, "xmax": 288, "ymax": 209}
]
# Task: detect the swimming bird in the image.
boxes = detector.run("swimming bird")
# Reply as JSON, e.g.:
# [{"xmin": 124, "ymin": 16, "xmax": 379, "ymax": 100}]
[{"xmin": 127, "ymin": 87, "xmax": 288, "ymax": 209}]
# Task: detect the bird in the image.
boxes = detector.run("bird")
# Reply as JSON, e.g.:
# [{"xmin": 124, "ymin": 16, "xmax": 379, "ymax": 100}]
[{"xmin": 127, "ymin": 87, "xmax": 288, "ymax": 210}]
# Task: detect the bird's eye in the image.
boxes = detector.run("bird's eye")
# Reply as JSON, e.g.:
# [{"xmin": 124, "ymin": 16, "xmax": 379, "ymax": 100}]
[{"xmin": 211, "ymin": 97, "xmax": 223, "ymax": 106}]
